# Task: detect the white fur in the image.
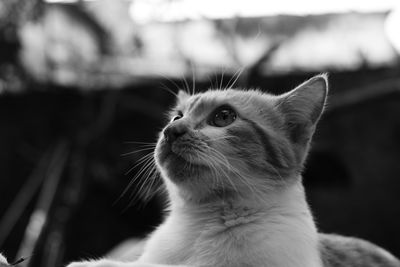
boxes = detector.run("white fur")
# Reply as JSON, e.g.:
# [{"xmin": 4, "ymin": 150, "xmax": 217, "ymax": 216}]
[
  {"xmin": 67, "ymin": 181, "xmax": 322, "ymax": 267},
  {"xmin": 138, "ymin": 181, "xmax": 322, "ymax": 267}
]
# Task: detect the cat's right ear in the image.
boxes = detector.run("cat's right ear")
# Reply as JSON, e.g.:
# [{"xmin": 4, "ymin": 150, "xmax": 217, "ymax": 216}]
[
  {"xmin": 177, "ymin": 90, "xmax": 190, "ymax": 102},
  {"xmin": 276, "ymin": 74, "xmax": 328, "ymax": 143}
]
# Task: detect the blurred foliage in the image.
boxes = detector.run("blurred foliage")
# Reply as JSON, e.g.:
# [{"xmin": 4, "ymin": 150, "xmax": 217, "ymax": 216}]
[{"xmin": 1, "ymin": 0, "xmax": 399, "ymax": 91}]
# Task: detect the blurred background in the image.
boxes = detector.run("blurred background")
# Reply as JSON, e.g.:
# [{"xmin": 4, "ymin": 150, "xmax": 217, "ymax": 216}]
[{"xmin": 1, "ymin": 0, "xmax": 400, "ymax": 266}]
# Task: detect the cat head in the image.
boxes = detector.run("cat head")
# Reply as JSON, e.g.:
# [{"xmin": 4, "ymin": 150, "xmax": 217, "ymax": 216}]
[{"xmin": 155, "ymin": 75, "xmax": 328, "ymax": 203}]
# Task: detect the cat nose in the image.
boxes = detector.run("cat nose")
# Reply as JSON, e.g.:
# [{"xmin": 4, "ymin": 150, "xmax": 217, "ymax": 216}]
[{"xmin": 163, "ymin": 122, "xmax": 188, "ymax": 143}]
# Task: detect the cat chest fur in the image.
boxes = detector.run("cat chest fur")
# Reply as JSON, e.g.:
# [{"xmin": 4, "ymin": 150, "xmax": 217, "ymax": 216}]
[{"xmin": 140, "ymin": 199, "xmax": 323, "ymax": 267}]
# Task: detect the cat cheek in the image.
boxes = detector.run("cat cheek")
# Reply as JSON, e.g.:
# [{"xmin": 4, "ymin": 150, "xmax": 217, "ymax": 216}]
[
  {"xmin": 155, "ymin": 137, "xmax": 173, "ymax": 166},
  {"xmin": 201, "ymin": 127, "xmax": 229, "ymax": 146},
  {"xmin": 202, "ymin": 127, "xmax": 224, "ymax": 136}
]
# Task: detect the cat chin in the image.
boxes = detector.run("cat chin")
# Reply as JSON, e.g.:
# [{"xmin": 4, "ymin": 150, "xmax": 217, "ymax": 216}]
[
  {"xmin": 156, "ymin": 142, "xmax": 209, "ymax": 175},
  {"xmin": 157, "ymin": 150, "xmax": 202, "ymax": 182}
]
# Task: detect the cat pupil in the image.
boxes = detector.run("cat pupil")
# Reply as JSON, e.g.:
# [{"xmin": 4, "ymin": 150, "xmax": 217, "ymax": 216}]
[
  {"xmin": 212, "ymin": 107, "xmax": 236, "ymax": 127},
  {"xmin": 221, "ymin": 111, "xmax": 229, "ymax": 120}
]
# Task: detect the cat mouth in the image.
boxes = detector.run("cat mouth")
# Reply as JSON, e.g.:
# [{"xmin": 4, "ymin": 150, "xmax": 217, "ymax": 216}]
[
  {"xmin": 161, "ymin": 148, "xmax": 196, "ymax": 166},
  {"xmin": 156, "ymin": 141, "xmax": 229, "ymax": 184},
  {"xmin": 160, "ymin": 150, "xmax": 213, "ymax": 183},
  {"xmin": 157, "ymin": 141, "xmax": 188, "ymax": 164},
  {"xmin": 156, "ymin": 140, "xmax": 208, "ymax": 169}
]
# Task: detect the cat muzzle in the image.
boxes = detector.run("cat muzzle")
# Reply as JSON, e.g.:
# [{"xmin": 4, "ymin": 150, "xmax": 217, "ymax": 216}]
[{"xmin": 163, "ymin": 122, "xmax": 189, "ymax": 143}]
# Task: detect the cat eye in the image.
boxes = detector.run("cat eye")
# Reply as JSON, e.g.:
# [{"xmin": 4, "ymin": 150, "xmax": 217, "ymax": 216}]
[{"xmin": 209, "ymin": 105, "xmax": 237, "ymax": 127}]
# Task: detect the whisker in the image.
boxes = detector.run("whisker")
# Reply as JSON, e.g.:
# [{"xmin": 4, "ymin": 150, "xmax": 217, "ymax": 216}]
[
  {"xmin": 208, "ymin": 74, "xmax": 215, "ymax": 89},
  {"xmin": 132, "ymin": 161, "xmax": 158, "ymax": 204},
  {"xmin": 190, "ymin": 60, "xmax": 196, "ymax": 95},
  {"xmin": 266, "ymin": 163, "xmax": 284, "ymax": 182},
  {"xmin": 207, "ymin": 147, "xmax": 265, "ymax": 201},
  {"xmin": 219, "ymin": 66, "xmax": 226, "ymax": 90},
  {"xmin": 121, "ymin": 147, "xmax": 155, "ymax": 157},
  {"xmin": 201, "ymin": 149, "xmax": 240, "ymax": 195},
  {"xmin": 182, "ymin": 75, "xmax": 191, "ymax": 95},
  {"xmin": 124, "ymin": 152, "xmax": 154, "ymax": 175},
  {"xmin": 207, "ymin": 135, "xmax": 237, "ymax": 142},
  {"xmin": 196, "ymin": 152, "xmax": 225, "ymax": 195},
  {"xmin": 115, "ymin": 152, "xmax": 155, "ymax": 205},
  {"xmin": 126, "ymin": 156, "xmax": 156, "ymax": 200},
  {"xmin": 214, "ymin": 72, "xmax": 219, "ymax": 90},
  {"xmin": 124, "ymin": 141, "xmax": 157, "ymax": 145},
  {"xmin": 226, "ymin": 67, "xmax": 244, "ymax": 90},
  {"xmin": 142, "ymin": 166, "xmax": 160, "ymax": 202},
  {"xmin": 159, "ymin": 83, "xmax": 178, "ymax": 97},
  {"xmin": 159, "ymin": 74, "xmax": 183, "ymax": 94}
]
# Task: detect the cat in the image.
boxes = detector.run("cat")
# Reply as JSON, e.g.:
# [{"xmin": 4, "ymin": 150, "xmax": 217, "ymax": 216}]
[{"xmin": 67, "ymin": 74, "xmax": 400, "ymax": 267}]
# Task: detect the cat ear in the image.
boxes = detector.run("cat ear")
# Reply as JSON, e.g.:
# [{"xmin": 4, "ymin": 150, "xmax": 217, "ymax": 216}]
[
  {"xmin": 177, "ymin": 90, "xmax": 190, "ymax": 102},
  {"xmin": 276, "ymin": 74, "xmax": 328, "ymax": 142}
]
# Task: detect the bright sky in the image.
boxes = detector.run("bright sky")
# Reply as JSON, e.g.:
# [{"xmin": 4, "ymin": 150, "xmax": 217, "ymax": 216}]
[
  {"xmin": 129, "ymin": 0, "xmax": 400, "ymax": 23},
  {"xmin": 44, "ymin": 0, "xmax": 400, "ymax": 53},
  {"xmin": 45, "ymin": 0, "xmax": 399, "ymax": 23}
]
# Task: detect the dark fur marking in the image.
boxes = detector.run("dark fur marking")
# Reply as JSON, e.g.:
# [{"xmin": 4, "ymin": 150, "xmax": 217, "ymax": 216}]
[
  {"xmin": 242, "ymin": 118, "xmax": 286, "ymax": 169},
  {"xmin": 286, "ymin": 121, "xmax": 312, "ymax": 145},
  {"xmin": 226, "ymin": 128, "xmax": 256, "ymax": 157},
  {"xmin": 226, "ymin": 127, "xmax": 271, "ymax": 175}
]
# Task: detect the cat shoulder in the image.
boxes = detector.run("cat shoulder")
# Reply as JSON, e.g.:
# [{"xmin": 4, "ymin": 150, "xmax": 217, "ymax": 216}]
[{"xmin": 319, "ymin": 233, "xmax": 400, "ymax": 267}]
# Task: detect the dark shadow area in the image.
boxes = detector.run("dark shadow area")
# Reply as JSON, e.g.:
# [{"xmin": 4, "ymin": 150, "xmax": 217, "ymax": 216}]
[{"xmin": 303, "ymin": 151, "xmax": 351, "ymax": 188}]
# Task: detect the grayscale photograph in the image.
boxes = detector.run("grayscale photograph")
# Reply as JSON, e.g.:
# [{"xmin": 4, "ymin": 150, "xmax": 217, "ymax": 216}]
[{"xmin": 0, "ymin": 0, "xmax": 400, "ymax": 266}]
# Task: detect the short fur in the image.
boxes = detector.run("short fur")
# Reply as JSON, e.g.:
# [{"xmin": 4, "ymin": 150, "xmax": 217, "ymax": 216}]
[{"xmin": 67, "ymin": 75, "xmax": 400, "ymax": 267}]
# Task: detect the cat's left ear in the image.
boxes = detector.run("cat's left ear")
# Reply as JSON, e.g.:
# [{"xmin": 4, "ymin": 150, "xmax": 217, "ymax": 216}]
[{"xmin": 276, "ymin": 74, "xmax": 328, "ymax": 142}]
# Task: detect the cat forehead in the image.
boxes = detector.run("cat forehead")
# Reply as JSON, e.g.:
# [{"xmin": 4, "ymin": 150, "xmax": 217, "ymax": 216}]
[{"xmin": 175, "ymin": 89, "xmax": 275, "ymax": 115}]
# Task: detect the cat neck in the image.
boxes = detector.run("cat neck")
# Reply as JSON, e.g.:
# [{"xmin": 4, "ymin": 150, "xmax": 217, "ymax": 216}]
[
  {"xmin": 164, "ymin": 179, "xmax": 322, "ymax": 267},
  {"xmin": 169, "ymin": 178, "xmax": 310, "ymax": 216}
]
